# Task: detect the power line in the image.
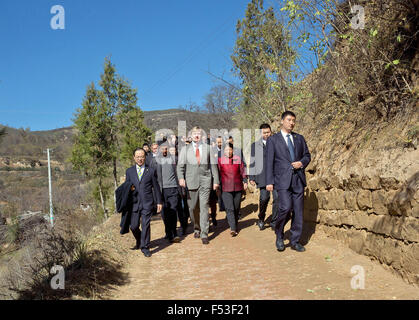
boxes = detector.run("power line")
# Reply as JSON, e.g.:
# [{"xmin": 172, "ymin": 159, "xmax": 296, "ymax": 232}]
[{"xmin": 141, "ymin": 12, "xmax": 237, "ymax": 99}]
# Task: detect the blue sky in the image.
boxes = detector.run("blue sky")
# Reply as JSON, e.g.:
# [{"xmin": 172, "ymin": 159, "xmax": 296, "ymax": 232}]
[{"xmin": 0, "ymin": 0, "xmax": 254, "ymax": 131}]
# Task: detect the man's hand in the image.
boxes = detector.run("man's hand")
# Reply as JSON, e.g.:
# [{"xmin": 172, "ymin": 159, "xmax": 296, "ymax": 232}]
[
  {"xmin": 266, "ymin": 184, "xmax": 274, "ymax": 191},
  {"xmin": 291, "ymin": 161, "xmax": 303, "ymax": 169},
  {"xmin": 130, "ymin": 185, "xmax": 135, "ymax": 191},
  {"xmin": 243, "ymin": 183, "xmax": 248, "ymax": 190},
  {"xmin": 157, "ymin": 204, "xmax": 163, "ymax": 213},
  {"xmin": 249, "ymin": 180, "xmax": 255, "ymax": 186},
  {"xmin": 179, "ymin": 178, "xmax": 186, "ymax": 188},
  {"xmin": 213, "ymin": 184, "xmax": 219, "ymax": 191}
]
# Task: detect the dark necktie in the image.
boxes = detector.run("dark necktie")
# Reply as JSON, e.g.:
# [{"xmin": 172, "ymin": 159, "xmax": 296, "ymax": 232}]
[{"xmin": 286, "ymin": 134, "xmax": 295, "ymax": 162}]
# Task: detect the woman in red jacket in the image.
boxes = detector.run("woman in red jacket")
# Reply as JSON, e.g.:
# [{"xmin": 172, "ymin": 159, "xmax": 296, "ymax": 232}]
[{"xmin": 217, "ymin": 143, "xmax": 248, "ymax": 236}]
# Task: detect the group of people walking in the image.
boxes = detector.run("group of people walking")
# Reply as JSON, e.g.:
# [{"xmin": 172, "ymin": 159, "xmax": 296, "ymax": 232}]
[{"xmin": 116, "ymin": 111, "xmax": 311, "ymax": 258}]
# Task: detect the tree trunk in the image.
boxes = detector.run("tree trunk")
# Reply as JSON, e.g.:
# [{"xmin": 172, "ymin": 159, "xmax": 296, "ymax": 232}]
[
  {"xmin": 98, "ymin": 179, "xmax": 107, "ymax": 220},
  {"xmin": 113, "ymin": 158, "xmax": 118, "ymax": 213}
]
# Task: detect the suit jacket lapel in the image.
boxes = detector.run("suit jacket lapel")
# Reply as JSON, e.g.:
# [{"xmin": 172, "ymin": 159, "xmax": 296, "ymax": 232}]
[
  {"xmin": 292, "ymin": 133, "xmax": 300, "ymax": 160},
  {"xmin": 201, "ymin": 144, "xmax": 208, "ymax": 165},
  {"xmin": 187, "ymin": 144, "xmax": 197, "ymax": 165},
  {"xmin": 278, "ymin": 133, "xmax": 292, "ymax": 162}
]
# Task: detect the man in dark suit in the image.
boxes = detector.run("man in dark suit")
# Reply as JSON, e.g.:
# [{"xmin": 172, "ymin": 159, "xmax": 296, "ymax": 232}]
[
  {"xmin": 125, "ymin": 148, "xmax": 162, "ymax": 257},
  {"xmin": 266, "ymin": 111, "xmax": 311, "ymax": 252},
  {"xmin": 142, "ymin": 143, "xmax": 150, "ymax": 155},
  {"xmin": 249, "ymin": 123, "xmax": 283, "ymax": 231}
]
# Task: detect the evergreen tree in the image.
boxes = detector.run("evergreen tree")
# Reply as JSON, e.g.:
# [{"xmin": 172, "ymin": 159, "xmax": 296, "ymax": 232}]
[
  {"xmin": 231, "ymin": 0, "xmax": 296, "ymax": 127},
  {"xmin": 98, "ymin": 57, "xmax": 120, "ymax": 200},
  {"xmin": 115, "ymin": 77, "xmax": 152, "ymax": 166},
  {"xmin": 71, "ymin": 57, "xmax": 151, "ymax": 217},
  {"xmin": 71, "ymin": 83, "xmax": 113, "ymax": 218}
]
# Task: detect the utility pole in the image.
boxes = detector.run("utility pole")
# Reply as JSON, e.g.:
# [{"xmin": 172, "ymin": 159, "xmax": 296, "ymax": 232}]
[{"xmin": 47, "ymin": 148, "xmax": 54, "ymax": 227}]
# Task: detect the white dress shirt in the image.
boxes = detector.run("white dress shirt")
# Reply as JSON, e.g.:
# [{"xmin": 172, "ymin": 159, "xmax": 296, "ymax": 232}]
[
  {"xmin": 192, "ymin": 141, "xmax": 203, "ymax": 156},
  {"xmin": 280, "ymin": 129, "xmax": 294, "ymax": 145},
  {"xmin": 280, "ymin": 129, "xmax": 303, "ymax": 167}
]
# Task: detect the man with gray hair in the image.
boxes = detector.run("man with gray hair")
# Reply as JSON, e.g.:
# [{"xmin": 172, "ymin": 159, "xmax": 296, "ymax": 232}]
[{"xmin": 177, "ymin": 126, "xmax": 220, "ymax": 245}]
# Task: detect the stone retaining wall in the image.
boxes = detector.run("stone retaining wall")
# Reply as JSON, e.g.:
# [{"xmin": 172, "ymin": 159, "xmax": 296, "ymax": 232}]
[{"xmin": 303, "ymin": 172, "xmax": 419, "ymax": 285}]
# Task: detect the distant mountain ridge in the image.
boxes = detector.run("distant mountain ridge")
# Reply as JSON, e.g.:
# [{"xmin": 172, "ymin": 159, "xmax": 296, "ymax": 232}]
[{"xmin": 0, "ymin": 109, "xmax": 236, "ymax": 163}]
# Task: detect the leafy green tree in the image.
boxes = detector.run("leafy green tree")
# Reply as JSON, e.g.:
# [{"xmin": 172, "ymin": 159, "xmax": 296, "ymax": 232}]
[
  {"xmin": 98, "ymin": 57, "xmax": 120, "ymax": 197},
  {"xmin": 231, "ymin": 0, "xmax": 296, "ymax": 128},
  {"xmin": 71, "ymin": 83, "xmax": 113, "ymax": 218},
  {"xmin": 116, "ymin": 77, "xmax": 152, "ymax": 166},
  {"xmin": 98, "ymin": 58, "xmax": 152, "ymax": 193},
  {"xmin": 71, "ymin": 57, "xmax": 151, "ymax": 216},
  {"xmin": 279, "ymin": 0, "xmax": 417, "ymax": 118}
]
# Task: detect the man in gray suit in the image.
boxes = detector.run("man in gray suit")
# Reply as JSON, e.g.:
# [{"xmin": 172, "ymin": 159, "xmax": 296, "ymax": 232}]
[{"xmin": 177, "ymin": 126, "xmax": 220, "ymax": 245}]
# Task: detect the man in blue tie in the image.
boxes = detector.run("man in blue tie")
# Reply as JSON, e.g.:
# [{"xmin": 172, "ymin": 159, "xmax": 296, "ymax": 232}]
[{"xmin": 265, "ymin": 111, "xmax": 311, "ymax": 252}]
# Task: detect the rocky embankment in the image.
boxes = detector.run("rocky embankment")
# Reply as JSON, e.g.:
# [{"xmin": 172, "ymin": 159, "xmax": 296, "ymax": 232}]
[
  {"xmin": 0, "ymin": 157, "xmax": 64, "ymax": 170},
  {"xmin": 289, "ymin": 109, "xmax": 419, "ymax": 285}
]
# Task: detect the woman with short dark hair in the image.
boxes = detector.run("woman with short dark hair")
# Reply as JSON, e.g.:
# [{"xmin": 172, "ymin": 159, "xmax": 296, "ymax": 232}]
[{"xmin": 217, "ymin": 143, "xmax": 248, "ymax": 236}]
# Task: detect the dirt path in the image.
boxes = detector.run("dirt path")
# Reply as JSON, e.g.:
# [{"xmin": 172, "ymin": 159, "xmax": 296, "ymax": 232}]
[{"xmin": 99, "ymin": 193, "xmax": 419, "ymax": 300}]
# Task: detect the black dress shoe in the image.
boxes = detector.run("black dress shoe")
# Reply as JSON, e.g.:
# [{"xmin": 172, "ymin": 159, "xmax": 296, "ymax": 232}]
[
  {"xmin": 194, "ymin": 231, "xmax": 200, "ymax": 238},
  {"xmin": 171, "ymin": 236, "xmax": 181, "ymax": 243},
  {"xmin": 141, "ymin": 248, "xmax": 152, "ymax": 257},
  {"xmin": 257, "ymin": 220, "xmax": 265, "ymax": 230},
  {"xmin": 201, "ymin": 238, "xmax": 209, "ymax": 245},
  {"xmin": 291, "ymin": 243, "xmax": 306, "ymax": 252},
  {"xmin": 276, "ymin": 238, "xmax": 285, "ymax": 252},
  {"xmin": 130, "ymin": 240, "xmax": 141, "ymax": 250}
]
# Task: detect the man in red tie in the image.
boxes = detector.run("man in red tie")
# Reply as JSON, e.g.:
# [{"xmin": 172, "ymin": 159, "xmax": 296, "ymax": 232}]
[{"xmin": 177, "ymin": 126, "xmax": 220, "ymax": 244}]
